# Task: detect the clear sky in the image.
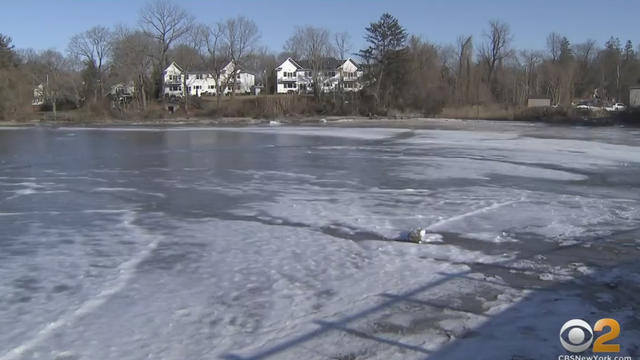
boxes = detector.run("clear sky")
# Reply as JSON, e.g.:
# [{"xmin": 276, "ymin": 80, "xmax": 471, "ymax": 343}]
[{"xmin": 4, "ymin": 0, "xmax": 638, "ymax": 55}]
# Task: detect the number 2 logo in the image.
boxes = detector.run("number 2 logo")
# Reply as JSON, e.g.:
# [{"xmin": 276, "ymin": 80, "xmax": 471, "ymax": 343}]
[
  {"xmin": 560, "ymin": 318, "xmax": 621, "ymax": 353},
  {"xmin": 592, "ymin": 318, "xmax": 620, "ymax": 353}
]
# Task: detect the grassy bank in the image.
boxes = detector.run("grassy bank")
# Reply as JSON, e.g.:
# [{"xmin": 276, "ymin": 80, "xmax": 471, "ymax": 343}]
[
  {"xmin": 440, "ymin": 104, "xmax": 520, "ymax": 120},
  {"xmin": 9, "ymin": 95, "xmax": 640, "ymax": 127},
  {"xmin": 441, "ymin": 104, "xmax": 640, "ymax": 126}
]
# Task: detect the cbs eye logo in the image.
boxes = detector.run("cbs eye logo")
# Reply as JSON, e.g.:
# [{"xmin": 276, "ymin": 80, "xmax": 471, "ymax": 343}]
[{"xmin": 560, "ymin": 318, "xmax": 621, "ymax": 353}]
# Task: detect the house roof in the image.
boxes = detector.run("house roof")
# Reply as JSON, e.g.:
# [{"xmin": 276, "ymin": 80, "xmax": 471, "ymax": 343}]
[
  {"xmin": 164, "ymin": 61, "xmax": 183, "ymax": 72},
  {"xmin": 276, "ymin": 57, "xmax": 360, "ymax": 71},
  {"xmin": 188, "ymin": 69, "xmax": 211, "ymax": 74},
  {"xmin": 343, "ymin": 58, "xmax": 360, "ymax": 70},
  {"xmin": 178, "ymin": 60, "xmax": 253, "ymax": 75},
  {"xmin": 297, "ymin": 58, "xmax": 344, "ymax": 70},
  {"xmin": 275, "ymin": 57, "xmax": 303, "ymax": 71}
]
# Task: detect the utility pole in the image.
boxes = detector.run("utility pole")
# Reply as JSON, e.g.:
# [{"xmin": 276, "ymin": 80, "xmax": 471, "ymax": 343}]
[{"xmin": 47, "ymin": 74, "xmax": 56, "ymax": 121}]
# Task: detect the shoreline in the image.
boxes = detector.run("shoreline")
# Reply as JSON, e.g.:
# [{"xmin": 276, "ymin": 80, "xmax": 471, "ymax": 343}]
[{"xmin": 1, "ymin": 115, "xmax": 637, "ymax": 130}]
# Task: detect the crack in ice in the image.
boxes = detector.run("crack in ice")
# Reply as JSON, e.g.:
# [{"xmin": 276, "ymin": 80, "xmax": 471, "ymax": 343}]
[{"xmin": 426, "ymin": 199, "xmax": 524, "ymax": 231}]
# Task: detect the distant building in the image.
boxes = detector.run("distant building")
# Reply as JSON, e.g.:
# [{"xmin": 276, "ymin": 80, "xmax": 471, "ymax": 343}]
[
  {"xmin": 527, "ymin": 98, "xmax": 551, "ymax": 108},
  {"xmin": 109, "ymin": 82, "xmax": 135, "ymax": 102},
  {"xmin": 32, "ymin": 84, "xmax": 44, "ymax": 106},
  {"xmin": 275, "ymin": 57, "xmax": 363, "ymax": 94},
  {"xmin": 162, "ymin": 61, "xmax": 255, "ymax": 98},
  {"xmin": 251, "ymin": 85, "xmax": 263, "ymax": 96},
  {"xmin": 629, "ymin": 86, "xmax": 640, "ymax": 108}
]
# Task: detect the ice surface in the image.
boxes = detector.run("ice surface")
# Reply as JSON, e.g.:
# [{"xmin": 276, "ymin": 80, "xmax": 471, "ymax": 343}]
[
  {"xmin": 1, "ymin": 124, "xmax": 639, "ymax": 360},
  {"xmin": 214, "ymin": 126, "xmax": 411, "ymax": 140}
]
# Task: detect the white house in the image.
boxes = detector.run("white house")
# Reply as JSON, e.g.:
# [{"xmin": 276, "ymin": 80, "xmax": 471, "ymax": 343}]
[
  {"xmin": 162, "ymin": 61, "xmax": 255, "ymax": 98},
  {"xmin": 630, "ymin": 86, "xmax": 640, "ymax": 108},
  {"xmin": 275, "ymin": 57, "xmax": 363, "ymax": 94},
  {"xmin": 109, "ymin": 82, "xmax": 135, "ymax": 101},
  {"xmin": 163, "ymin": 62, "xmax": 185, "ymax": 98},
  {"xmin": 219, "ymin": 61, "xmax": 255, "ymax": 95},
  {"xmin": 32, "ymin": 84, "xmax": 45, "ymax": 106}
]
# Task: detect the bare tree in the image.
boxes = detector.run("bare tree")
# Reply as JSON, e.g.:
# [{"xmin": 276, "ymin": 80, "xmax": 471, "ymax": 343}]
[
  {"xmin": 139, "ymin": 0, "xmax": 194, "ymax": 98},
  {"xmin": 171, "ymin": 26, "xmax": 206, "ymax": 112},
  {"xmin": 111, "ymin": 28, "xmax": 156, "ymax": 111},
  {"xmin": 479, "ymin": 20, "xmax": 512, "ymax": 98},
  {"xmin": 220, "ymin": 16, "xmax": 260, "ymax": 97},
  {"xmin": 202, "ymin": 22, "xmax": 228, "ymax": 106},
  {"xmin": 519, "ymin": 50, "xmax": 543, "ymax": 100},
  {"xmin": 284, "ymin": 26, "xmax": 334, "ymax": 96},
  {"xmin": 455, "ymin": 35, "xmax": 473, "ymax": 104},
  {"xmin": 546, "ymin": 32, "xmax": 563, "ymax": 62},
  {"xmin": 68, "ymin": 25, "xmax": 113, "ymax": 101},
  {"xmin": 334, "ymin": 32, "xmax": 352, "ymax": 59},
  {"xmin": 244, "ymin": 46, "xmax": 277, "ymax": 94},
  {"xmin": 572, "ymin": 39, "xmax": 597, "ymax": 97},
  {"xmin": 27, "ymin": 50, "xmax": 73, "ymax": 119},
  {"xmin": 574, "ymin": 39, "xmax": 596, "ymax": 65}
]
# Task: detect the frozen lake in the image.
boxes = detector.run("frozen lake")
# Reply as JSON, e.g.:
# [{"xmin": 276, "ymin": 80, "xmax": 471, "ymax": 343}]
[{"xmin": 1, "ymin": 123, "xmax": 639, "ymax": 359}]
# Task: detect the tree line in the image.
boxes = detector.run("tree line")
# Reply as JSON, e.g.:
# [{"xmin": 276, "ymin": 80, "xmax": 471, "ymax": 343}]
[{"xmin": 0, "ymin": 0, "xmax": 639, "ymax": 120}]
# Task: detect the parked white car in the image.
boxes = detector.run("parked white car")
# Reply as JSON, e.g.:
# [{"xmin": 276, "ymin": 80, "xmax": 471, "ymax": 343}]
[
  {"xmin": 605, "ymin": 103, "xmax": 627, "ymax": 112},
  {"xmin": 575, "ymin": 102, "xmax": 602, "ymax": 111}
]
